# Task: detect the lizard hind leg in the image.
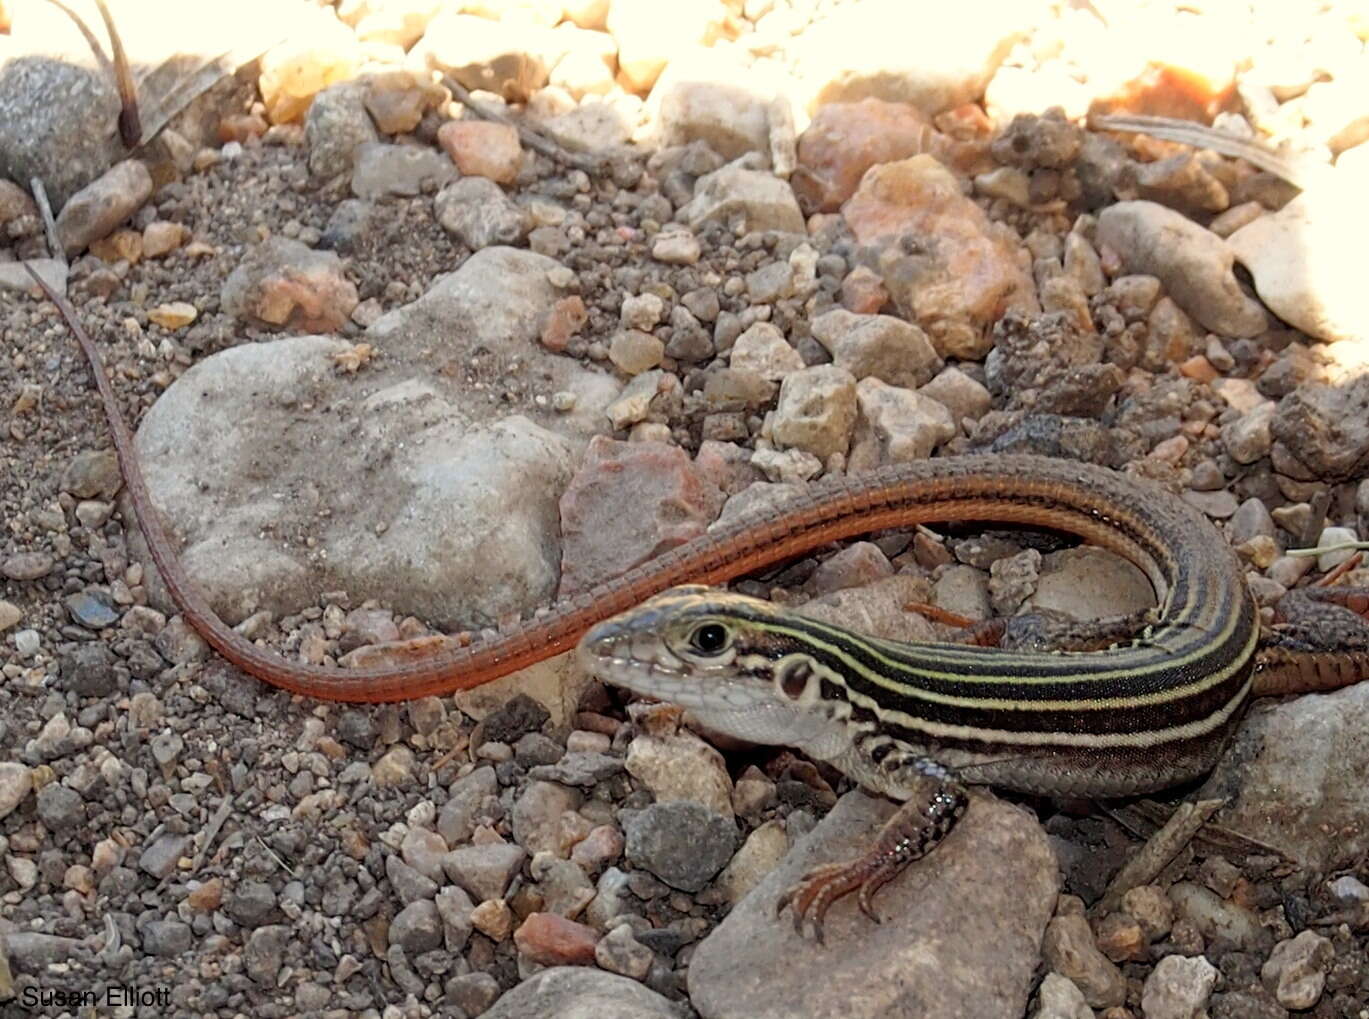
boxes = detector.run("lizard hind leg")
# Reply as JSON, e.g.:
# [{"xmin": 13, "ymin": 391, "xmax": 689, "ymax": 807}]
[
  {"xmin": 1256, "ymin": 586, "xmax": 1369, "ymax": 695},
  {"xmin": 776, "ymin": 756, "xmax": 967, "ymax": 942},
  {"xmin": 904, "ymin": 601, "xmax": 1159, "ymax": 653}
]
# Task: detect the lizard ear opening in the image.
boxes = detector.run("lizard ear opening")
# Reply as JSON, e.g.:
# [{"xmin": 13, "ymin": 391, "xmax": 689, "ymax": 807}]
[{"xmin": 775, "ymin": 656, "xmax": 818, "ymax": 702}]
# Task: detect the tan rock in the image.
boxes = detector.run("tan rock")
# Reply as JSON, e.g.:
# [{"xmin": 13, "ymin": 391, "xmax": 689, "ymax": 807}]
[
  {"xmin": 651, "ymin": 47, "xmax": 782, "ymax": 161},
  {"xmin": 470, "ymin": 898, "xmax": 513, "ymax": 941},
  {"xmin": 414, "ymin": 11, "xmax": 553, "ymax": 102},
  {"xmin": 795, "ymin": 97, "xmax": 989, "ymax": 213},
  {"xmin": 772, "ymin": 364, "xmax": 858, "ymax": 460},
  {"xmin": 680, "ymin": 165, "xmax": 805, "ymax": 234},
  {"xmin": 842, "ymin": 155, "xmax": 1038, "ymax": 358},
  {"xmin": 362, "ymin": 69, "xmax": 447, "ymax": 134},
  {"xmin": 0, "ymin": 178, "xmax": 37, "ymax": 225},
  {"xmin": 147, "ymin": 302, "xmax": 198, "ymax": 330},
  {"xmin": 257, "ymin": 10, "xmax": 362, "ymax": 123},
  {"xmin": 220, "ymin": 237, "xmax": 358, "ymax": 333},
  {"xmin": 541, "ymin": 295, "xmax": 587, "ymax": 353},
  {"xmin": 142, "ymin": 221, "xmax": 187, "ymax": 258},
  {"xmin": 89, "ymin": 228, "xmax": 143, "ymax": 265},
  {"xmin": 849, "ymin": 377, "xmax": 955, "ymax": 469},
  {"xmin": 437, "ymin": 120, "xmax": 524, "ymax": 184},
  {"xmin": 625, "ymin": 731, "xmax": 733, "ymax": 816}
]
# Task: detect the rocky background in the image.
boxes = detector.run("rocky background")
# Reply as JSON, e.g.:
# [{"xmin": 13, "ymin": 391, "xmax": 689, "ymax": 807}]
[{"xmin": 2, "ymin": 0, "xmax": 1369, "ymax": 1016}]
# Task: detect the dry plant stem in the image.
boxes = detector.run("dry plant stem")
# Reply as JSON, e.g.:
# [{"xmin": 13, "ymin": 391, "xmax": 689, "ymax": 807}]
[
  {"xmin": 41, "ymin": 0, "xmax": 140, "ymax": 148},
  {"xmin": 1097, "ymin": 798, "xmax": 1224, "ymax": 913},
  {"xmin": 1089, "ymin": 112, "xmax": 1319, "ymax": 190},
  {"xmin": 93, "ymin": 0, "xmax": 141, "ymax": 147},
  {"xmin": 42, "ymin": 0, "xmax": 114, "ymax": 77},
  {"xmin": 1108, "ymin": 799, "xmax": 1293, "ymax": 862},
  {"xmin": 1312, "ymin": 552, "xmax": 1365, "ymax": 587},
  {"xmin": 1288, "ymin": 543, "xmax": 1369, "ymax": 560},
  {"xmin": 29, "ymin": 177, "xmax": 66, "ymax": 267},
  {"xmin": 442, "ymin": 74, "xmax": 608, "ymax": 173},
  {"xmin": 1302, "ymin": 489, "xmax": 1332, "ymax": 549}
]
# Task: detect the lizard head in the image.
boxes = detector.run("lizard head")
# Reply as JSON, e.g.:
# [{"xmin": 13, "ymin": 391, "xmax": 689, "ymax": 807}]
[{"xmin": 576, "ymin": 585, "xmax": 854, "ymax": 757}]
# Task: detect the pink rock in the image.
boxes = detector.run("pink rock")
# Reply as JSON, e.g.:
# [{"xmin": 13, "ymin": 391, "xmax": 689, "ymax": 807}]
[
  {"xmin": 934, "ymin": 103, "xmax": 995, "ymax": 141},
  {"xmin": 794, "ymin": 98, "xmax": 991, "ymax": 214},
  {"xmin": 541, "ymin": 295, "xmax": 588, "ymax": 352},
  {"xmin": 839, "ymin": 265, "xmax": 889, "ymax": 314},
  {"xmin": 514, "ymin": 912, "xmax": 600, "ymax": 966},
  {"xmin": 220, "ymin": 237, "xmax": 358, "ymax": 334},
  {"xmin": 808, "ymin": 541, "xmax": 895, "ymax": 595},
  {"xmin": 569, "ymin": 824, "xmax": 624, "ymax": 875},
  {"xmin": 437, "ymin": 120, "xmax": 524, "ymax": 184},
  {"xmin": 559, "ymin": 437, "xmax": 725, "ymax": 594},
  {"xmin": 842, "ymin": 155, "xmax": 1038, "ymax": 359},
  {"xmin": 693, "ymin": 440, "xmax": 763, "ymax": 496},
  {"xmin": 340, "ymin": 607, "xmax": 400, "ymax": 653}
]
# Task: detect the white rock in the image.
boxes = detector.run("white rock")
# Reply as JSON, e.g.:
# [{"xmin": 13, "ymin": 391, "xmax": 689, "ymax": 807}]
[
  {"xmin": 650, "ymin": 46, "xmax": 788, "ymax": 161},
  {"xmin": 0, "ymin": 762, "xmax": 33, "ymax": 821},
  {"xmin": 750, "ymin": 446, "xmax": 822, "ymax": 483},
  {"xmin": 1261, "ymin": 930, "xmax": 1332, "ymax": 1011},
  {"xmin": 14, "ymin": 629, "xmax": 41, "ymax": 657},
  {"xmin": 679, "ymin": 165, "xmax": 805, "ymax": 234},
  {"xmin": 607, "ymin": 0, "xmax": 730, "ymax": 93},
  {"xmin": 1316, "ymin": 525, "xmax": 1360, "ymax": 572},
  {"xmin": 729, "ymin": 322, "xmax": 804, "ymax": 381},
  {"xmin": 794, "ymin": 0, "xmax": 1029, "ymax": 114},
  {"xmin": 1097, "ymin": 201, "xmax": 1267, "ymax": 337},
  {"xmin": 849, "ymin": 377, "xmax": 954, "ymax": 469},
  {"xmin": 1031, "ymin": 973, "xmax": 1094, "ymax": 1019},
  {"xmin": 133, "ymin": 249, "xmax": 615, "ymax": 630},
  {"xmin": 1228, "ymin": 180, "xmax": 1369, "ymax": 343},
  {"xmin": 772, "ymin": 365, "xmax": 857, "ymax": 459},
  {"xmin": 1140, "ymin": 955, "xmax": 1218, "ymax": 1019},
  {"xmin": 620, "ymin": 293, "xmax": 665, "ymax": 330}
]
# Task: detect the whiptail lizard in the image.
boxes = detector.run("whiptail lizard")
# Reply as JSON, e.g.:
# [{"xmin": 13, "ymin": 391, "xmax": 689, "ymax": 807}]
[
  {"xmin": 25, "ymin": 263, "xmax": 1369, "ymax": 938},
  {"xmin": 576, "ymin": 461, "xmax": 1369, "ymax": 937}
]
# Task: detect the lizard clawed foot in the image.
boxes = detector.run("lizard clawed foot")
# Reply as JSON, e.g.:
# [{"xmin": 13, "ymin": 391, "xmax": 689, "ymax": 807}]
[
  {"xmin": 776, "ymin": 765, "xmax": 968, "ymax": 943},
  {"xmin": 775, "ymin": 851, "xmax": 904, "ymax": 943}
]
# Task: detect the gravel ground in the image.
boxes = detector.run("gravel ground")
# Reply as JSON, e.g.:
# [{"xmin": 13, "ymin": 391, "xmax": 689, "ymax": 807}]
[{"xmin": 3, "ymin": 3, "xmax": 1369, "ymax": 1017}]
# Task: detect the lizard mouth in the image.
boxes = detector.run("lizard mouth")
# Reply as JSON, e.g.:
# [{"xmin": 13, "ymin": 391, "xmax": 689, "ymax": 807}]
[
  {"xmin": 576, "ymin": 623, "xmax": 853, "ymax": 751},
  {"xmin": 576, "ymin": 627, "xmax": 765, "ymax": 713}
]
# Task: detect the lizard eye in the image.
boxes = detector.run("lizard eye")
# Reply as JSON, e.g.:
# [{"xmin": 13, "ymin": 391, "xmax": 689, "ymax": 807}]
[{"xmin": 689, "ymin": 622, "xmax": 729, "ymax": 655}]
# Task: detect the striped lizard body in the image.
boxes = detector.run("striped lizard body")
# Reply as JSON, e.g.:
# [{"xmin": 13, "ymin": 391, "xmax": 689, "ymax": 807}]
[
  {"xmin": 25, "ymin": 268, "xmax": 1369, "ymax": 935},
  {"xmin": 577, "ymin": 456, "xmax": 1369, "ymax": 936}
]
